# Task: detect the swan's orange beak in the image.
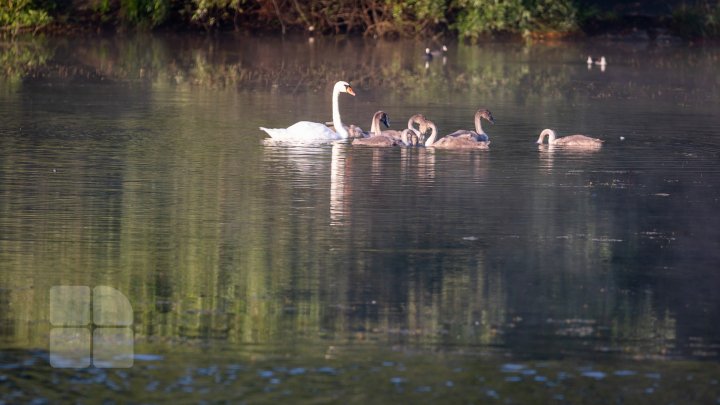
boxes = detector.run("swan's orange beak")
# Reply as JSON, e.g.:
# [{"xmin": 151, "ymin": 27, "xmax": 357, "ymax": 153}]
[{"xmin": 346, "ymin": 86, "xmax": 356, "ymax": 96}]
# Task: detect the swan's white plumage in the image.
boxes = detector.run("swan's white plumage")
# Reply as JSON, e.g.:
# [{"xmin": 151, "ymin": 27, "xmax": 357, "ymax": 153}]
[
  {"xmin": 259, "ymin": 80, "xmax": 354, "ymax": 142},
  {"xmin": 260, "ymin": 121, "xmax": 342, "ymax": 142}
]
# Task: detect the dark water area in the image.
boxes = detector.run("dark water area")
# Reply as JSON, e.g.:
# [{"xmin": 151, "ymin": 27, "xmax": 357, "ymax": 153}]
[{"xmin": 1, "ymin": 34, "xmax": 720, "ymax": 403}]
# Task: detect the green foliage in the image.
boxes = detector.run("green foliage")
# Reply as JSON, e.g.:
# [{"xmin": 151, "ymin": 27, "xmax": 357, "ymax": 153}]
[
  {"xmin": 390, "ymin": 0, "xmax": 446, "ymax": 23},
  {"xmin": 452, "ymin": 0, "xmax": 530, "ymax": 40},
  {"xmin": 190, "ymin": 0, "xmax": 246, "ymax": 29},
  {"xmin": 529, "ymin": 0, "xmax": 577, "ymax": 32},
  {"xmin": 672, "ymin": 4, "xmax": 706, "ymax": 39},
  {"xmin": 0, "ymin": 39, "xmax": 52, "ymax": 83},
  {"xmin": 414, "ymin": 0, "xmax": 447, "ymax": 21},
  {"xmin": 671, "ymin": 1, "xmax": 720, "ymax": 39},
  {"xmin": 2, "ymin": 0, "xmax": 719, "ymax": 40},
  {"xmin": 708, "ymin": 2, "xmax": 720, "ymax": 37},
  {"xmin": 119, "ymin": 0, "xmax": 169, "ymax": 27},
  {"xmin": 94, "ymin": 0, "xmax": 112, "ymax": 15},
  {"xmin": 89, "ymin": 0, "xmax": 113, "ymax": 24},
  {"xmin": 0, "ymin": 0, "xmax": 51, "ymax": 35},
  {"xmin": 451, "ymin": 0, "xmax": 577, "ymax": 40},
  {"xmin": 370, "ymin": 0, "xmax": 446, "ymax": 35}
]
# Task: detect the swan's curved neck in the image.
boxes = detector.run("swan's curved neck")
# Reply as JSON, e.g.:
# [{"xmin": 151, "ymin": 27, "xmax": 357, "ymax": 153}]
[
  {"xmin": 408, "ymin": 115, "xmax": 428, "ymax": 135},
  {"xmin": 401, "ymin": 129, "xmax": 409, "ymax": 145},
  {"xmin": 425, "ymin": 122, "xmax": 438, "ymax": 146},
  {"xmin": 474, "ymin": 113, "xmax": 484, "ymax": 135},
  {"xmin": 547, "ymin": 130, "xmax": 556, "ymax": 143},
  {"xmin": 537, "ymin": 129, "xmax": 556, "ymax": 144},
  {"xmin": 407, "ymin": 115, "xmax": 420, "ymax": 130},
  {"xmin": 370, "ymin": 114, "xmax": 382, "ymax": 135},
  {"xmin": 332, "ymin": 88, "xmax": 348, "ymax": 139}
]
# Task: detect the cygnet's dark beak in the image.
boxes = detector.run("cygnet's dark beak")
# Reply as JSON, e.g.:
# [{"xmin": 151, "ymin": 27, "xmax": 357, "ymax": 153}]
[{"xmin": 381, "ymin": 114, "xmax": 390, "ymax": 128}]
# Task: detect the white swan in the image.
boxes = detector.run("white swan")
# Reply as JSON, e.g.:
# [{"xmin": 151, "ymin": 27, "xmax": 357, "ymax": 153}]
[
  {"xmin": 536, "ymin": 129, "xmax": 603, "ymax": 148},
  {"xmin": 260, "ymin": 81, "xmax": 355, "ymax": 142}
]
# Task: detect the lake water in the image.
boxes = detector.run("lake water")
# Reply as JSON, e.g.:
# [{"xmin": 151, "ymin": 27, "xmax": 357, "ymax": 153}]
[{"xmin": 1, "ymin": 34, "xmax": 720, "ymax": 403}]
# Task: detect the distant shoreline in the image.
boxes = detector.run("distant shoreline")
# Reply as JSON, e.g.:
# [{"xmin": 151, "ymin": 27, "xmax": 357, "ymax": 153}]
[
  {"xmin": 2, "ymin": 1, "xmax": 719, "ymax": 42},
  {"xmin": 7, "ymin": 20, "xmax": 710, "ymax": 44}
]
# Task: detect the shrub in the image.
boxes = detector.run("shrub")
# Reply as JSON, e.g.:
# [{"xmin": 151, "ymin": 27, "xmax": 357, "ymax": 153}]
[
  {"xmin": 671, "ymin": 3, "xmax": 707, "ymax": 39},
  {"xmin": 119, "ymin": 0, "xmax": 169, "ymax": 28},
  {"xmin": 0, "ymin": 0, "xmax": 52, "ymax": 35},
  {"xmin": 451, "ymin": 0, "xmax": 578, "ymax": 40},
  {"xmin": 189, "ymin": 0, "xmax": 246, "ymax": 30}
]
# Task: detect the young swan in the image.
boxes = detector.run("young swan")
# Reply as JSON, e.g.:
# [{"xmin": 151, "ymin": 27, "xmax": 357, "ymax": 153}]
[
  {"xmin": 345, "ymin": 124, "xmax": 367, "ymax": 139},
  {"xmin": 400, "ymin": 128, "xmax": 422, "ymax": 146},
  {"xmin": 424, "ymin": 119, "xmax": 490, "ymax": 150},
  {"xmin": 340, "ymin": 111, "xmax": 420, "ymax": 140},
  {"xmin": 352, "ymin": 111, "xmax": 402, "ymax": 147},
  {"xmin": 536, "ymin": 129, "xmax": 603, "ymax": 148},
  {"xmin": 444, "ymin": 108, "xmax": 495, "ymax": 142},
  {"xmin": 379, "ymin": 114, "xmax": 427, "ymax": 141}
]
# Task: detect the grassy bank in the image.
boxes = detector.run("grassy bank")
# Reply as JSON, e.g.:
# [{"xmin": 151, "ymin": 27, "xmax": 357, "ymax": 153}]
[{"xmin": 2, "ymin": 0, "xmax": 720, "ymax": 40}]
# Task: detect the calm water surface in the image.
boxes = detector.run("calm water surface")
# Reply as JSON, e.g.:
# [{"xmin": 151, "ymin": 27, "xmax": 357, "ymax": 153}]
[{"xmin": 1, "ymin": 34, "xmax": 720, "ymax": 403}]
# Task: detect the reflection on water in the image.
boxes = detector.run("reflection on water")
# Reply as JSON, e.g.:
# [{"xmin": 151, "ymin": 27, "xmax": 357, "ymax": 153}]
[
  {"xmin": 3, "ymin": 347, "xmax": 719, "ymax": 403},
  {"xmin": 330, "ymin": 142, "xmax": 348, "ymax": 226},
  {"xmin": 1, "ymin": 35, "xmax": 720, "ymax": 402}
]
